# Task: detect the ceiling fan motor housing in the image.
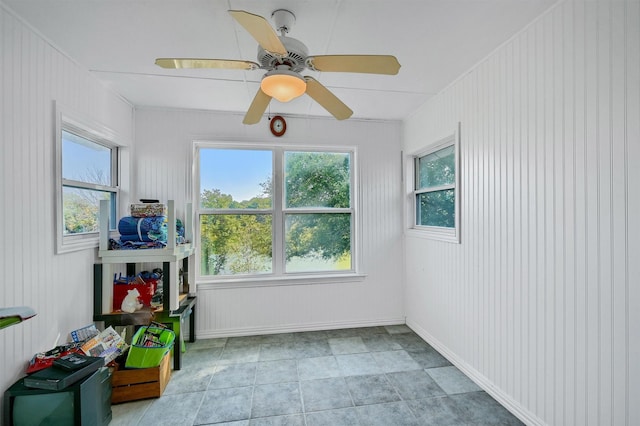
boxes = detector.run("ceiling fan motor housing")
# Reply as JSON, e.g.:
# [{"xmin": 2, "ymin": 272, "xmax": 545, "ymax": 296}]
[
  {"xmin": 257, "ymin": 36, "xmax": 309, "ymax": 72},
  {"xmin": 272, "ymin": 9, "xmax": 296, "ymax": 34}
]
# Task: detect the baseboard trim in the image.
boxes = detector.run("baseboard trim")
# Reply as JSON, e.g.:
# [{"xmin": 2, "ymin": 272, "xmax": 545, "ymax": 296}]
[
  {"xmin": 406, "ymin": 318, "xmax": 547, "ymax": 426},
  {"xmin": 196, "ymin": 317, "xmax": 406, "ymax": 339}
]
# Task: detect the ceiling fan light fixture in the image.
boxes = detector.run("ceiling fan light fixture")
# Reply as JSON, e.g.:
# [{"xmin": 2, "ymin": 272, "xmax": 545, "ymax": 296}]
[{"xmin": 261, "ymin": 69, "xmax": 306, "ymax": 102}]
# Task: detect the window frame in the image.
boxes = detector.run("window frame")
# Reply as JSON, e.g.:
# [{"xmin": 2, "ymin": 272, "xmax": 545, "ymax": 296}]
[
  {"xmin": 194, "ymin": 141, "xmax": 360, "ymax": 286},
  {"xmin": 408, "ymin": 124, "xmax": 461, "ymax": 243},
  {"xmin": 54, "ymin": 103, "xmax": 121, "ymax": 254}
]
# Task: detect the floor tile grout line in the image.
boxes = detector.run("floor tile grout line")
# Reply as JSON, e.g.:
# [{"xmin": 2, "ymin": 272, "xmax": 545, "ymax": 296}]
[
  {"xmin": 381, "ymin": 370, "xmax": 424, "ymax": 421},
  {"xmin": 190, "ymin": 388, "xmax": 207, "ymax": 426},
  {"xmin": 250, "ymin": 344, "xmax": 258, "ymax": 423},
  {"xmin": 121, "ymin": 327, "xmax": 522, "ymax": 425},
  {"xmin": 297, "ymin": 378, "xmax": 309, "ymax": 426}
]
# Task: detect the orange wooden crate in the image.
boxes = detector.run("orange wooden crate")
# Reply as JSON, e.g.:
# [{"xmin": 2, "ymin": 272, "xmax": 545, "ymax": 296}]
[{"xmin": 110, "ymin": 352, "xmax": 171, "ymax": 404}]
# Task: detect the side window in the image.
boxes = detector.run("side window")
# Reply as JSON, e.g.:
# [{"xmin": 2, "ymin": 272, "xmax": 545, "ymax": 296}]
[
  {"xmin": 55, "ymin": 106, "xmax": 119, "ymax": 253},
  {"xmin": 412, "ymin": 127, "xmax": 460, "ymax": 243}
]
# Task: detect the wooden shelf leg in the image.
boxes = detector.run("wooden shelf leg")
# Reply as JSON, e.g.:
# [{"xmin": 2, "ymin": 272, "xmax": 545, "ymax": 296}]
[
  {"xmin": 165, "ymin": 321, "xmax": 182, "ymax": 371},
  {"xmin": 189, "ymin": 303, "xmax": 196, "ymax": 343},
  {"xmin": 93, "ymin": 264, "xmax": 103, "ymax": 319}
]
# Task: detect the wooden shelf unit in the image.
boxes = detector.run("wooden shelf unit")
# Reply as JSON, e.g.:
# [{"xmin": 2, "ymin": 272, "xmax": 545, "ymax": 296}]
[
  {"xmin": 93, "ymin": 200, "xmax": 197, "ymax": 370},
  {"xmin": 97, "ymin": 199, "xmax": 194, "ymax": 312}
]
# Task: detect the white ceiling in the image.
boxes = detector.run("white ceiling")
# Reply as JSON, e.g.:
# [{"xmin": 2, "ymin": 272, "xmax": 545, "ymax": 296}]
[{"xmin": 5, "ymin": 0, "xmax": 556, "ymax": 122}]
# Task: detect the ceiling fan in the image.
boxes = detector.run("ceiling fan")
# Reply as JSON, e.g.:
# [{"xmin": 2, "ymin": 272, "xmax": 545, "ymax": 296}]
[{"xmin": 155, "ymin": 9, "xmax": 401, "ymax": 124}]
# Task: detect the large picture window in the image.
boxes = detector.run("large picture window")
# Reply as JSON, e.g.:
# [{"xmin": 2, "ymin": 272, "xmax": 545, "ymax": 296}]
[
  {"xmin": 55, "ymin": 104, "xmax": 120, "ymax": 253},
  {"xmin": 197, "ymin": 145, "xmax": 355, "ymax": 280},
  {"xmin": 411, "ymin": 126, "xmax": 460, "ymax": 243}
]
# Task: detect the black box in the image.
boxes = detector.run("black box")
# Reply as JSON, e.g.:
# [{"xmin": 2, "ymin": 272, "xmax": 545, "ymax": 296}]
[{"xmin": 24, "ymin": 356, "xmax": 103, "ymax": 391}]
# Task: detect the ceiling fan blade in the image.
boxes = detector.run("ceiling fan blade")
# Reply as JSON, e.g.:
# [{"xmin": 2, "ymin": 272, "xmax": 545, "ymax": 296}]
[
  {"xmin": 243, "ymin": 89, "xmax": 272, "ymax": 124},
  {"xmin": 307, "ymin": 55, "xmax": 401, "ymax": 75},
  {"xmin": 155, "ymin": 58, "xmax": 260, "ymax": 70},
  {"xmin": 304, "ymin": 76, "xmax": 353, "ymax": 120},
  {"xmin": 228, "ymin": 10, "xmax": 287, "ymax": 57}
]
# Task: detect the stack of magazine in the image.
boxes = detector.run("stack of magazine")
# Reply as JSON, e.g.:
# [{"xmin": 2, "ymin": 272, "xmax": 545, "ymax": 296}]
[{"xmin": 80, "ymin": 326, "xmax": 128, "ymax": 363}]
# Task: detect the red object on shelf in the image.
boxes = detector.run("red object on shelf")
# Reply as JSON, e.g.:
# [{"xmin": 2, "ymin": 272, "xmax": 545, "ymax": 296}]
[
  {"xmin": 113, "ymin": 280, "xmax": 158, "ymax": 311},
  {"xmin": 26, "ymin": 345, "xmax": 84, "ymax": 374}
]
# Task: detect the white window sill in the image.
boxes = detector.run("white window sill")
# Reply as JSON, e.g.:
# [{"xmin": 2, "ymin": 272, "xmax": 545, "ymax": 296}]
[
  {"xmin": 56, "ymin": 234, "xmax": 100, "ymax": 254},
  {"xmin": 197, "ymin": 273, "xmax": 367, "ymax": 290},
  {"xmin": 405, "ymin": 227, "xmax": 460, "ymax": 244}
]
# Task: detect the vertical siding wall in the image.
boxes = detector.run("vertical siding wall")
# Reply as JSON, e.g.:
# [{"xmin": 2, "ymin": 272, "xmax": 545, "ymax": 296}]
[
  {"xmin": 403, "ymin": 1, "xmax": 639, "ymax": 425},
  {"xmin": 0, "ymin": 3, "xmax": 133, "ymax": 407},
  {"xmin": 134, "ymin": 108, "xmax": 405, "ymax": 337}
]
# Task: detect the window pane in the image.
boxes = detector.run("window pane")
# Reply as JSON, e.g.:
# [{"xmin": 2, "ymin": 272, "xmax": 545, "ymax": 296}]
[
  {"xmin": 200, "ymin": 214, "xmax": 272, "ymax": 275},
  {"xmin": 285, "ymin": 213, "xmax": 351, "ymax": 272},
  {"xmin": 285, "ymin": 152, "xmax": 350, "ymax": 208},
  {"xmin": 200, "ymin": 149, "xmax": 272, "ymax": 209},
  {"xmin": 417, "ymin": 145, "xmax": 455, "ymax": 189},
  {"xmin": 63, "ymin": 187, "xmax": 114, "ymax": 234},
  {"xmin": 62, "ymin": 130, "xmax": 112, "ymax": 185},
  {"xmin": 416, "ymin": 189, "xmax": 455, "ymax": 228}
]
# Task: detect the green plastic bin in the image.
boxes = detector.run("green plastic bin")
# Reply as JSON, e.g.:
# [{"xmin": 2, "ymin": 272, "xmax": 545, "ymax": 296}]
[{"xmin": 125, "ymin": 326, "xmax": 175, "ymax": 369}]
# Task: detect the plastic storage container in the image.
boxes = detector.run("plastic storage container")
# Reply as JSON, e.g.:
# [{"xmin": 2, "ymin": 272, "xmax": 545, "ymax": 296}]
[{"xmin": 125, "ymin": 326, "xmax": 175, "ymax": 369}]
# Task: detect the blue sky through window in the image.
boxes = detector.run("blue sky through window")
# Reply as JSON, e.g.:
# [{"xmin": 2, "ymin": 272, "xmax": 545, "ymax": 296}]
[
  {"xmin": 62, "ymin": 131, "xmax": 111, "ymax": 184},
  {"xmin": 200, "ymin": 148, "xmax": 272, "ymax": 203}
]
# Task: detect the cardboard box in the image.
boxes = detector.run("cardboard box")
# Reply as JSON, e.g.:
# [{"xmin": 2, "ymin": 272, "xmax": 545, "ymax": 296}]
[{"xmin": 110, "ymin": 352, "xmax": 171, "ymax": 404}]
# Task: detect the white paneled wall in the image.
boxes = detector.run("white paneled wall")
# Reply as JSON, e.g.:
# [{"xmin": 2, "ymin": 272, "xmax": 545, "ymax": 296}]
[
  {"xmin": 403, "ymin": 1, "xmax": 639, "ymax": 425},
  {"xmin": 0, "ymin": 2, "xmax": 133, "ymax": 410},
  {"xmin": 134, "ymin": 108, "xmax": 405, "ymax": 337}
]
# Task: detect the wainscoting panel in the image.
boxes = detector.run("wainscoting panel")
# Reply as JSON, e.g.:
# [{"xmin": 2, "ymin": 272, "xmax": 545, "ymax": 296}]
[
  {"xmin": 403, "ymin": 1, "xmax": 638, "ymax": 425},
  {"xmin": 0, "ymin": 2, "xmax": 133, "ymax": 413}
]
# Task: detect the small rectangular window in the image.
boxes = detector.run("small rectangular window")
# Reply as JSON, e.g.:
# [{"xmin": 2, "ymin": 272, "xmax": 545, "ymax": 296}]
[
  {"xmin": 199, "ymin": 148, "xmax": 273, "ymax": 210},
  {"xmin": 62, "ymin": 130, "xmax": 113, "ymax": 184},
  {"xmin": 284, "ymin": 213, "xmax": 352, "ymax": 273},
  {"xmin": 200, "ymin": 213, "xmax": 273, "ymax": 275},
  {"xmin": 411, "ymin": 125, "xmax": 460, "ymax": 243},
  {"xmin": 284, "ymin": 151, "xmax": 351, "ymax": 209},
  {"xmin": 55, "ymin": 104, "xmax": 120, "ymax": 253},
  {"xmin": 61, "ymin": 130, "xmax": 117, "ymax": 236}
]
